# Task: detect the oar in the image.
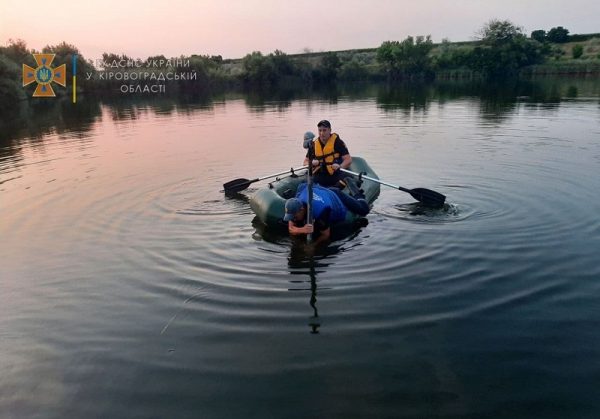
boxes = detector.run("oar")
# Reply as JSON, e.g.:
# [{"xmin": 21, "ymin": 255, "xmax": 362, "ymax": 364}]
[
  {"xmin": 305, "ymin": 135, "xmax": 315, "ymax": 243},
  {"xmin": 340, "ymin": 168, "xmax": 446, "ymax": 208},
  {"xmin": 223, "ymin": 166, "xmax": 307, "ymax": 193}
]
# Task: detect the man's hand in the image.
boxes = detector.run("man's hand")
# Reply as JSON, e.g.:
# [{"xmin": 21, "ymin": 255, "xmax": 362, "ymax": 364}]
[
  {"xmin": 332, "ymin": 163, "xmax": 340, "ymax": 171},
  {"xmin": 311, "ymin": 159, "xmax": 320, "ymax": 167},
  {"xmin": 302, "ymin": 224, "xmax": 314, "ymax": 234},
  {"xmin": 289, "ymin": 222, "xmax": 314, "ymax": 235}
]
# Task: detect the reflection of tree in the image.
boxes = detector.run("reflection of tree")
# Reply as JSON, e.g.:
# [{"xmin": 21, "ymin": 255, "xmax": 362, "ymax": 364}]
[
  {"xmin": 242, "ymin": 83, "xmax": 380, "ymax": 111},
  {"xmin": 243, "ymin": 88, "xmax": 295, "ymax": 113},
  {"xmin": 376, "ymin": 83, "xmax": 432, "ymax": 115},
  {"xmin": 477, "ymin": 82, "xmax": 519, "ymax": 123},
  {"xmin": 373, "ymin": 78, "xmax": 597, "ymax": 124},
  {"xmin": 0, "ymin": 98, "xmax": 102, "ymax": 170}
]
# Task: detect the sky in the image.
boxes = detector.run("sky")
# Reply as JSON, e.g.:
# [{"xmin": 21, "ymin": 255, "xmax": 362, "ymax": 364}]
[{"xmin": 2, "ymin": 0, "xmax": 599, "ymax": 60}]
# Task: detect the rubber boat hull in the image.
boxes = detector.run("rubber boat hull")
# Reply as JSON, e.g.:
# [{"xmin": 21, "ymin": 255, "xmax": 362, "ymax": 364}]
[{"xmin": 250, "ymin": 157, "xmax": 380, "ymax": 228}]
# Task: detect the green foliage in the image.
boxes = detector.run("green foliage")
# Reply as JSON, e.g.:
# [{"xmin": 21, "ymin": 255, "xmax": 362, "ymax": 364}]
[
  {"xmin": 0, "ymin": 39, "xmax": 33, "ymax": 65},
  {"xmin": 209, "ymin": 55, "xmax": 223, "ymax": 64},
  {"xmin": 242, "ymin": 51, "xmax": 273, "ymax": 85},
  {"xmin": 43, "ymin": 41, "xmax": 95, "ymax": 83},
  {"xmin": 470, "ymin": 20, "xmax": 544, "ymax": 78},
  {"xmin": 0, "ymin": 39, "xmax": 97, "ymax": 108},
  {"xmin": 478, "ymin": 20, "xmax": 524, "ymax": 45},
  {"xmin": 270, "ymin": 49, "xmax": 296, "ymax": 77},
  {"xmin": 0, "ymin": 54, "xmax": 26, "ymax": 114},
  {"xmin": 531, "ymin": 30, "xmax": 546, "ymax": 43},
  {"xmin": 547, "ymin": 26, "xmax": 570, "ymax": 43},
  {"xmin": 433, "ymin": 39, "xmax": 472, "ymax": 70},
  {"xmin": 338, "ymin": 58, "xmax": 368, "ymax": 81},
  {"xmin": 568, "ymin": 33, "xmax": 600, "ymax": 42},
  {"xmin": 146, "ymin": 54, "xmax": 167, "ymax": 62},
  {"xmin": 313, "ymin": 52, "xmax": 341, "ymax": 83},
  {"xmin": 2, "ymin": 19, "xmax": 598, "ymax": 103},
  {"xmin": 241, "ymin": 50, "xmax": 301, "ymax": 87},
  {"xmin": 100, "ymin": 52, "xmax": 133, "ymax": 68},
  {"xmin": 572, "ymin": 44, "xmax": 584, "ymax": 59},
  {"xmin": 550, "ymin": 46, "xmax": 565, "ymax": 60},
  {"xmin": 377, "ymin": 36, "xmax": 434, "ymax": 80}
]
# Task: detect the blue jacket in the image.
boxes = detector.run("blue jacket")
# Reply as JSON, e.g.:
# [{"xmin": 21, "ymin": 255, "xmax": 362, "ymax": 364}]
[{"xmin": 296, "ymin": 183, "xmax": 347, "ymax": 223}]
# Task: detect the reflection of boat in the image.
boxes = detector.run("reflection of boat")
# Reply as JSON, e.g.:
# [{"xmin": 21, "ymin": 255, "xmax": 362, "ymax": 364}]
[{"xmin": 250, "ymin": 157, "xmax": 380, "ymax": 230}]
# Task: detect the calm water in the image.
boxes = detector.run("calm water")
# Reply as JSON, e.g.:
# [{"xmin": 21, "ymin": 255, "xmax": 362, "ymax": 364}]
[{"xmin": 2, "ymin": 81, "xmax": 600, "ymax": 418}]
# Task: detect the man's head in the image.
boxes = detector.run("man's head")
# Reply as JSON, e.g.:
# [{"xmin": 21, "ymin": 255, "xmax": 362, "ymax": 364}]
[
  {"xmin": 283, "ymin": 198, "xmax": 306, "ymax": 222},
  {"xmin": 317, "ymin": 120, "xmax": 331, "ymax": 141}
]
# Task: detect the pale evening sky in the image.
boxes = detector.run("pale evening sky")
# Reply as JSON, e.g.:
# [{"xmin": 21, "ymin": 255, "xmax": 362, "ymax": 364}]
[{"xmin": 1, "ymin": 0, "xmax": 599, "ymax": 60}]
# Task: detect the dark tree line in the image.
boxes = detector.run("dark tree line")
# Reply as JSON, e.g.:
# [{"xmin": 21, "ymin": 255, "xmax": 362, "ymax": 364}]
[{"xmin": 1, "ymin": 18, "xmax": 598, "ymax": 112}]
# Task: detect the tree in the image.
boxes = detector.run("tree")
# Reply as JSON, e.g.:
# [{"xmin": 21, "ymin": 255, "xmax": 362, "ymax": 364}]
[
  {"xmin": 531, "ymin": 30, "xmax": 546, "ymax": 43},
  {"xmin": 242, "ymin": 51, "xmax": 273, "ymax": 85},
  {"xmin": 547, "ymin": 26, "xmax": 569, "ymax": 43},
  {"xmin": 1, "ymin": 38, "xmax": 34, "ymax": 66},
  {"xmin": 145, "ymin": 54, "xmax": 167, "ymax": 63},
  {"xmin": 316, "ymin": 52, "xmax": 341, "ymax": 82},
  {"xmin": 100, "ymin": 52, "xmax": 133, "ymax": 68},
  {"xmin": 477, "ymin": 19, "xmax": 524, "ymax": 46},
  {"xmin": 270, "ymin": 49, "xmax": 296, "ymax": 77},
  {"xmin": 376, "ymin": 35, "xmax": 434, "ymax": 80},
  {"xmin": 44, "ymin": 42, "xmax": 96, "ymax": 88},
  {"xmin": 0, "ymin": 54, "xmax": 26, "ymax": 113},
  {"xmin": 470, "ymin": 20, "xmax": 544, "ymax": 78},
  {"xmin": 433, "ymin": 39, "xmax": 472, "ymax": 70},
  {"xmin": 338, "ymin": 58, "xmax": 368, "ymax": 81},
  {"xmin": 572, "ymin": 44, "xmax": 584, "ymax": 59}
]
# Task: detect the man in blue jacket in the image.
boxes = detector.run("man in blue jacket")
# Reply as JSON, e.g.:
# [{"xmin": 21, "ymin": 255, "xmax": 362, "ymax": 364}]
[{"xmin": 283, "ymin": 182, "xmax": 369, "ymax": 245}]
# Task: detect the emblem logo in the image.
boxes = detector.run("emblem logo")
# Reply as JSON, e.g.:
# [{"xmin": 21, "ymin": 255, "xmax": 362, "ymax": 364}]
[{"xmin": 22, "ymin": 54, "xmax": 66, "ymax": 97}]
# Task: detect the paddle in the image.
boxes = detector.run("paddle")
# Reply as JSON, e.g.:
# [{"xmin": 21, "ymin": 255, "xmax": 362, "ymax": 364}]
[
  {"xmin": 340, "ymin": 168, "xmax": 446, "ymax": 208},
  {"xmin": 305, "ymin": 133, "xmax": 315, "ymax": 243},
  {"xmin": 223, "ymin": 166, "xmax": 307, "ymax": 193}
]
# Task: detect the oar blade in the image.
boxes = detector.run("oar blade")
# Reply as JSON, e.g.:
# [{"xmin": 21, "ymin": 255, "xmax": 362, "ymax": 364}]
[
  {"xmin": 223, "ymin": 178, "xmax": 252, "ymax": 193},
  {"xmin": 409, "ymin": 188, "xmax": 446, "ymax": 208}
]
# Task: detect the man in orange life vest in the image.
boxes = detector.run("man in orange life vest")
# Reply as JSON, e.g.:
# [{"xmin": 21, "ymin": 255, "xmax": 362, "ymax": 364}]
[{"xmin": 303, "ymin": 120, "xmax": 352, "ymax": 188}]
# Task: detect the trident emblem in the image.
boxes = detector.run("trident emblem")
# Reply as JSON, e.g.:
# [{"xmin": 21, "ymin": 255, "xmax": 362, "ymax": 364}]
[{"xmin": 23, "ymin": 54, "xmax": 66, "ymax": 97}]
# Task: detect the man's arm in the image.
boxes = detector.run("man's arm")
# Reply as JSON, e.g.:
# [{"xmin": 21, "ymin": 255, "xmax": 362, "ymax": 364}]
[
  {"xmin": 334, "ymin": 137, "xmax": 352, "ymax": 170},
  {"xmin": 310, "ymin": 209, "xmax": 331, "ymax": 245},
  {"xmin": 288, "ymin": 221, "xmax": 313, "ymax": 235},
  {"xmin": 313, "ymin": 227, "xmax": 330, "ymax": 245},
  {"xmin": 340, "ymin": 153, "xmax": 352, "ymax": 169}
]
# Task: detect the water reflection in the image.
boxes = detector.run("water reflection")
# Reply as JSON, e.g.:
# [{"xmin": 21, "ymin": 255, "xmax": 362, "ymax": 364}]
[
  {"xmin": 101, "ymin": 96, "xmax": 217, "ymax": 120},
  {"xmin": 288, "ymin": 247, "xmax": 321, "ymax": 334},
  {"xmin": 2, "ymin": 78, "xmax": 598, "ymax": 144},
  {"xmin": 3, "ymin": 77, "xmax": 600, "ymax": 188},
  {"xmin": 376, "ymin": 83, "xmax": 433, "ymax": 114},
  {"xmin": 287, "ymin": 240, "xmax": 347, "ymax": 335},
  {"xmin": 223, "ymin": 190, "xmax": 251, "ymax": 205},
  {"xmin": 252, "ymin": 214, "xmax": 368, "ymax": 334},
  {"xmin": 371, "ymin": 78, "xmax": 600, "ymax": 122},
  {"xmin": 0, "ymin": 97, "xmax": 101, "ymax": 144},
  {"xmin": 0, "ymin": 98, "xmax": 101, "ymax": 176}
]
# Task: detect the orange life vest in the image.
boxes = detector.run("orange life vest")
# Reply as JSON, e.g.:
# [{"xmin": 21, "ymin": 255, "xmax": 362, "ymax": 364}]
[{"xmin": 313, "ymin": 133, "xmax": 340, "ymax": 175}]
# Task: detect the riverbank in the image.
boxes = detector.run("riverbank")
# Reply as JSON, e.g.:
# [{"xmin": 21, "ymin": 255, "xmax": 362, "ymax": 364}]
[
  {"xmin": 222, "ymin": 35, "xmax": 600, "ymax": 77},
  {"xmin": 2, "ymin": 27, "xmax": 600, "ymax": 112}
]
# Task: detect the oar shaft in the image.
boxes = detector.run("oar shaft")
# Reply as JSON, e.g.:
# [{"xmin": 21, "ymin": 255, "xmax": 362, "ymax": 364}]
[
  {"xmin": 340, "ymin": 168, "xmax": 410, "ymax": 192},
  {"xmin": 258, "ymin": 166, "xmax": 308, "ymax": 182},
  {"xmin": 306, "ymin": 146, "xmax": 314, "ymax": 244},
  {"xmin": 223, "ymin": 165, "xmax": 309, "ymax": 192}
]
